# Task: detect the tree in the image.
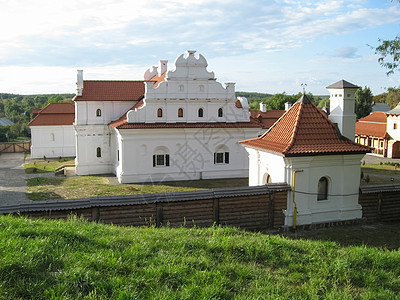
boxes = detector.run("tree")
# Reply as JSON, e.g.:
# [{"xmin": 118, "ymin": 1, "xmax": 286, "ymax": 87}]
[
  {"xmin": 385, "ymin": 87, "xmax": 400, "ymax": 108},
  {"xmin": 375, "ymin": 1, "xmax": 400, "ymax": 75},
  {"xmin": 375, "ymin": 36, "xmax": 400, "ymax": 75},
  {"xmin": 355, "ymin": 87, "xmax": 373, "ymax": 119}
]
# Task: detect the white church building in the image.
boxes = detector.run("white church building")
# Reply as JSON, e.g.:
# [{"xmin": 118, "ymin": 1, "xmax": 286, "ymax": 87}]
[
  {"xmin": 73, "ymin": 50, "xmax": 261, "ymax": 183},
  {"xmin": 240, "ymin": 80, "xmax": 371, "ymax": 227}
]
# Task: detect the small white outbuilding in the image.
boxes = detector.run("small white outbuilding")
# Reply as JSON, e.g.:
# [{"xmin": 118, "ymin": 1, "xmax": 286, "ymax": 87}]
[
  {"xmin": 240, "ymin": 84, "xmax": 371, "ymax": 227},
  {"xmin": 28, "ymin": 103, "xmax": 76, "ymax": 159}
]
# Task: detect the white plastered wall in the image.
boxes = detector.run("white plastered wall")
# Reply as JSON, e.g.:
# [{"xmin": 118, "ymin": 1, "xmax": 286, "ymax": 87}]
[
  {"xmin": 30, "ymin": 125, "xmax": 75, "ymax": 158},
  {"xmin": 244, "ymin": 145, "xmax": 364, "ymax": 226},
  {"xmin": 115, "ymin": 127, "xmax": 259, "ymax": 183}
]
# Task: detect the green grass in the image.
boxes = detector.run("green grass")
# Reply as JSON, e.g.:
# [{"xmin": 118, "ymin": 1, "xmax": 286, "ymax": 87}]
[
  {"xmin": 361, "ymin": 163, "xmax": 400, "ymax": 185},
  {"xmin": 0, "ymin": 215, "xmax": 399, "ymax": 299},
  {"xmin": 26, "ymin": 177, "xmax": 248, "ymax": 201},
  {"xmin": 24, "ymin": 159, "xmax": 75, "ymax": 174}
]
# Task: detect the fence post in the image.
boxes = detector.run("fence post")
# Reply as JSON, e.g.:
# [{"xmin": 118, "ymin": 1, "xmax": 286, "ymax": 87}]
[
  {"xmin": 156, "ymin": 203, "xmax": 163, "ymax": 227},
  {"xmin": 269, "ymin": 193, "xmax": 275, "ymax": 229},
  {"xmin": 213, "ymin": 198, "xmax": 219, "ymax": 225}
]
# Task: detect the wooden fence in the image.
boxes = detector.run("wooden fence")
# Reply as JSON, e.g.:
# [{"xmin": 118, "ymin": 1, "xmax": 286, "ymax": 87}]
[
  {"xmin": 1, "ymin": 183, "xmax": 398, "ymax": 229},
  {"xmin": 0, "ymin": 141, "xmax": 31, "ymax": 153},
  {"xmin": 359, "ymin": 184, "xmax": 400, "ymax": 222},
  {"xmin": 0, "ymin": 184, "xmax": 290, "ymax": 230}
]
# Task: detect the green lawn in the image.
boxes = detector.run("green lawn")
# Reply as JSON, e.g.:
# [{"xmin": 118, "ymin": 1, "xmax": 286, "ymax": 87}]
[
  {"xmin": 26, "ymin": 176, "xmax": 248, "ymax": 201},
  {"xmin": 361, "ymin": 163, "xmax": 400, "ymax": 185},
  {"xmin": 0, "ymin": 215, "xmax": 399, "ymax": 299},
  {"xmin": 24, "ymin": 159, "xmax": 75, "ymax": 174}
]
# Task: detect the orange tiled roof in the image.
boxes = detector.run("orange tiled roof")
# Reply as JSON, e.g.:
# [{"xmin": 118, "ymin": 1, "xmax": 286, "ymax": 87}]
[
  {"xmin": 112, "ymin": 121, "xmax": 261, "ymax": 130},
  {"xmin": 250, "ymin": 110, "xmax": 286, "ymax": 129},
  {"xmin": 355, "ymin": 112, "xmax": 388, "ymax": 138},
  {"xmin": 149, "ymin": 73, "xmax": 166, "ymax": 88},
  {"xmin": 74, "ymin": 81, "xmax": 145, "ymax": 101},
  {"xmin": 28, "ymin": 103, "xmax": 75, "ymax": 126},
  {"xmin": 240, "ymin": 94, "xmax": 371, "ymax": 156}
]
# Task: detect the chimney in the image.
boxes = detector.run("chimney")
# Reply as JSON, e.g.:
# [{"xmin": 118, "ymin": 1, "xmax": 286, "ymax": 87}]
[
  {"xmin": 327, "ymin": 80, "xmax": 358, "ymax": 141},
  {"xmin": 159, "ymin": 60, "xmax": 168, "ymax": 76},
  {"xmin": 76, "ymin": 70, "xmax": 83, "ymax": 96},
  {"xmin": 285, "ymin": 102, "xmax": 292, "ymax": 111},
  {"xmin": 260, "ymin": 102, "xmax": 267, "ymax": 113}
]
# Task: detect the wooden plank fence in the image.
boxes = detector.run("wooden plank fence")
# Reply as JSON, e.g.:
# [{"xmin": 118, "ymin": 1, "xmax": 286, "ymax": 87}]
[
  {"xmin": 0, "ymin": 141, "xmax": 31, "ymax": 153},
  {"xmin": 0, "ymin": 184, "xmax": 291, "ymax": 230}
]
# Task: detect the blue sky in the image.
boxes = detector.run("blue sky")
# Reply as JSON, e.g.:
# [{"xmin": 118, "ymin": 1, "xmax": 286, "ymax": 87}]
[{"xmin": 0, "ymin": 0, "xmax": 399, "ymax": 95}]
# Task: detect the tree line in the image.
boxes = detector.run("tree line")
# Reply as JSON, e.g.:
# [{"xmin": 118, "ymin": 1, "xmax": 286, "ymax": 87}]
[{"xmin": 0, "ymin": 93, "xmax": 74, "ymax": 142}]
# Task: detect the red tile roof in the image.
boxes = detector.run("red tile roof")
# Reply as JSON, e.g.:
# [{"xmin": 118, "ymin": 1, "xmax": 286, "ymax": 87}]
[
  {"xmin": 74, "ymin": 81, "xmax": 145, "ymax": 101},
  {"xmin": 355, "ymin": 112, "xmax": 388, "ymax": 138},
  {"xmin": 250, "ymin": 110, "xmax": 285, "ymax": 129},
  {"xmin": 112, "ymin": 121, "xmax": 262, "ymax": 130},
  {"xmin": 28, "ymin": 103, "xmax": 75, "ymax": 126},
  {"xmin": 149, "ymin": 73, "xmax": 166, "ymax": 88},
  {"xmin": 240, "ymin": 94, "xmax": 371, "ymax": 156}
]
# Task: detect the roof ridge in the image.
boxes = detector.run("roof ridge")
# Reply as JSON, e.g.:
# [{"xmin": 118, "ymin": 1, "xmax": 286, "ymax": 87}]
[{"xmin": 282, "ymin": 102, "xmax": 303, "ymax": 154}]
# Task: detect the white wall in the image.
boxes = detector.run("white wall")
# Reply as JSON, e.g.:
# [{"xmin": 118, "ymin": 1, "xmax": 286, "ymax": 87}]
[
  {"xmin": 30, "ymin": 125, "xmax": 75, "ymax": 158},
  {"xmin": 75, "ymin": 101, "xmax": 134, "ymax": 126},
  {"xmin": 387, "ymin": 115, "xmax": 400, "ymax": 140},
  {"xmin": 115, "ymin": 127, "xmax": 259, "ymax": 183},
  {"xmin": 328, "ymin": 88, "xmax": 357, "ymax": 141},
  {"xmin": 244, "ymin": 145, "xmax": 364, "ymax": 226},
  {"xmin": 75, "ymin": 124, "xmax": 115, "ymax": 175}
]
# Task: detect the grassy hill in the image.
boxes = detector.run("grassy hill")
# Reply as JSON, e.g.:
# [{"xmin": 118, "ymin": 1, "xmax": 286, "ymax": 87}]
[{"xmin": 0, "ymin": 215, "xmax": 399, "ymax": 299}]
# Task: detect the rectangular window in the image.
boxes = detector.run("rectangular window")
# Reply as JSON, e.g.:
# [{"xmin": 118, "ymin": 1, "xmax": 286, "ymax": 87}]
[
  {"xmin": 394, "ymin": 123, "xmax": 398, "ymax": 130},
  {"xmin": 153, "ymin": 154, "xmax": 170, "ymax": 167},
  {"xmin": 214, "ymin": 152, "xmax": 229, "ymax": 164}
]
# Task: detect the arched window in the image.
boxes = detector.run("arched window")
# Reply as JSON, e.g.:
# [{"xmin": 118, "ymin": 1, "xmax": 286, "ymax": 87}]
[
  {"xmin": 50, "ymin": 133, "xmax": 55, "ymax": 142},
  {"xmin": 198, "ymin": 108, "xmax": 204, "ymax": 118},
  {"xmin": 178, "ymin": 108, "xmax": 183, "ymax": 118},
  {"xmin": 96, "ymin": 147, "xmax": 101, "ymax": 158},
  {"xmin": 199, "ymin": 85, "xmax": 204, "ymax": 92},
  {"xmin": 157, "ymin": 108, "xmax": 163, "ymax": 118},
  {"xmin": 179, "ymin": 85, "xmax": 184, "ymax": 92},
  {"xmin": 218, "ymin": 107, "xmax": 223, "ymax": 117},
  {"xmin": 263, "ymin": 173, "xmax": 272, "ymax": 184},
  {"xmin": 317, "ymin": 177, "xmax": 328, "ymax": 201},
  {"xmin": 96, "ymin": 109, "xmax": 102, "ymax": 117}
]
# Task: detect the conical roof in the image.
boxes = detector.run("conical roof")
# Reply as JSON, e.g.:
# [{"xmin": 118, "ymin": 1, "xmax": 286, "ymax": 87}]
[
  {"xmin": 239, "ymin": 94, "xmax": 371, "ymax": 157},
  {"xmin": 326, "ymin": 79, "xmax": 359, "ymax": 89}
]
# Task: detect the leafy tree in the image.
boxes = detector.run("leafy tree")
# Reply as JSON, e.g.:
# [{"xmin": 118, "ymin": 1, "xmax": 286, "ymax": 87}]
[
  {"xmin": 375, "ymin": 36, "xmax": 400, "ymax": 75},
  {"xmin": 374, "ymin": 1, "xmax": 400, "ymax": 75},
  {"xmin": 317, "ymin": 97, "xmax": 330, "ymax": 109},
  {"xmin": 355, "ymin": 87, "xmax": 373, "ymax": 119},
  {"xmin": 385, "ymin": 87, "xmax": 400, "ymax": 108}
]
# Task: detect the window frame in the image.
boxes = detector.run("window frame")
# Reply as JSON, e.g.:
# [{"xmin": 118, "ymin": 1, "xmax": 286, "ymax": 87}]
[
  {"xmin": 96, "ymin": 109, "xmax": 102, "ymax": 117},
  {"xmin": 218, "ymin": 107, "xmax": 223, "ymax": 118},
  {"xmin": 157, "ymin": 108, "xmax": 163, "ymax": 118},
  {"xmin": 317, "ymin": 177, "xmax": 328, "ymax": 201},
  {"xmin": 153, "ymin": 154, "xmax": 170, "ymax": 167},
  {"xmin": 178, "ymin": 108, "xmax": 184, "ymax": 118},
  {"xmin": 198, "ymin": 108, "xmax": 204, "ymax": 118},
  {"xmin": 96, "ymin": 147, "xmax": 102, "ymax": 158},
  {"xmin": 214, "ymin": 152, "xmax": 229, "ymax": 164}
]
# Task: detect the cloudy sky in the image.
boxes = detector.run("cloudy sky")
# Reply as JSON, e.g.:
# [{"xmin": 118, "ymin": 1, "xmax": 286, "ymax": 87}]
[{"xmin": 0, "ymin": 0, "xmax": 399, "ymax": 95}]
